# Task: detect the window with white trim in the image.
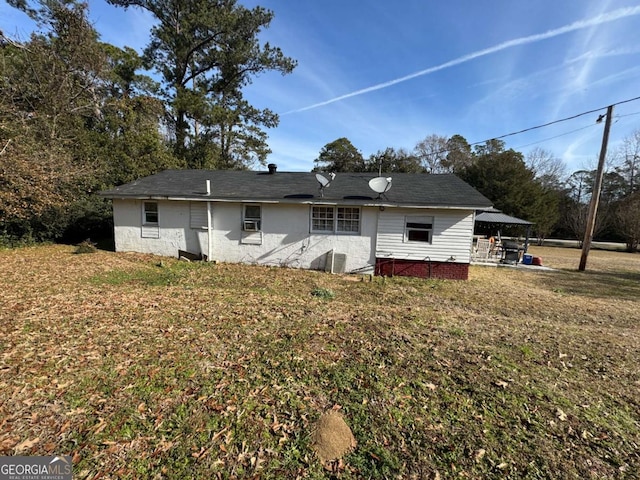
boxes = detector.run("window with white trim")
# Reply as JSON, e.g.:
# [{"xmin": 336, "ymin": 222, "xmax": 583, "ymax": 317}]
[
  {"xmin": 143, "ymin": 201, "xmax": 158, "ymax": 225},
  {"xmin": 311, "ymin": 206, "xmax": 360, "ymax": 234},
  {"xmin": 404, "ymin": 216, "xmax": 433, "ymax": 243},
  {"xmin": 243, "ymin": 204, "xmax": 262, "ymax": 231}
]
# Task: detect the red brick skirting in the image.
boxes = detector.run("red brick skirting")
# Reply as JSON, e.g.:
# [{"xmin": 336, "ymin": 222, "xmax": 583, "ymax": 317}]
[{"xmin": 375, "ymin": 258, "xmax": 469, "ymax": 280}]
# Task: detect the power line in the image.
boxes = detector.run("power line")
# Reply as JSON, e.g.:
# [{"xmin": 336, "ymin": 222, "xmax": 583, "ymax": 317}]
[
  {"xmin": 467, "ymin": 94, "xmax": 640, "ymax": 148},
  {"xmin": 513, "ymin": 123, "xmax": 598, "ymax": 150},
  {"xmin": 616, "ymin": 111, "xmax": 640, "ymax": 119}
]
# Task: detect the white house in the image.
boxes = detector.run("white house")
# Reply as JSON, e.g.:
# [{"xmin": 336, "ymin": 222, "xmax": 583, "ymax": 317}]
[{"xmin": 100, "ymin": 166, "xmax": 492, "ymax": 280}]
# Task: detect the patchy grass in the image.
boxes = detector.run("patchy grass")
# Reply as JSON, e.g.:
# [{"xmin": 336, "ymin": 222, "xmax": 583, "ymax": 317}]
[{"xmin": 0, "ymin": 245, "xmax": 639, "ymax": 479}]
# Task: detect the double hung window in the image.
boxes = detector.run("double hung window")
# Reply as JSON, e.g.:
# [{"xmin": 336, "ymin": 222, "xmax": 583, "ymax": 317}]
[{"xmin": 243, "ymin": 205, "xmax": 262, "ymax": 231}]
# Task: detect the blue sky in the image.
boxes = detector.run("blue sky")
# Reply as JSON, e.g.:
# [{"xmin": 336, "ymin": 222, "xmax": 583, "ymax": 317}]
[{"xmin": 2, "ymin": 0, "xmax": 640, "ymax": 173}]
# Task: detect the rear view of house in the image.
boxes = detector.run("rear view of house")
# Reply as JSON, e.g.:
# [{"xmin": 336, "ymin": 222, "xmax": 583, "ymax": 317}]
[{"xmin": 100, "ymin": 167, "xmax": 492, "ymax": 280}]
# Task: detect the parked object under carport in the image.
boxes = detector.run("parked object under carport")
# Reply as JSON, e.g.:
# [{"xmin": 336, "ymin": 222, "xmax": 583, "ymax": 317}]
[{"xmin": 501, "ymin": 241, "xmax": 523, "ymax": 264}]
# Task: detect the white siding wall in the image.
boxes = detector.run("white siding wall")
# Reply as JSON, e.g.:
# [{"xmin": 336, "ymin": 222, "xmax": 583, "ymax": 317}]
[
  {"xmin": 376, "ymin": 208, "xmax": 474, "ymax": 263},
  {"xmin": 113, "ymin": 199, "xmax": 377, "ymax": 273}
]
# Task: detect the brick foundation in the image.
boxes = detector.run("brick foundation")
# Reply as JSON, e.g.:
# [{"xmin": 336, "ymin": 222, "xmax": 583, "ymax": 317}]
[{"xmin": 375, "ymin": 258, "xmax": 469, "ymax": 280}]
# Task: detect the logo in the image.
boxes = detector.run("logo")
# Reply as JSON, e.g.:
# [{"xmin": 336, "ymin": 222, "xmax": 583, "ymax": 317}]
[{"xmin": 0, "ymin": 456, "xmax": 72, "ymax": 480}]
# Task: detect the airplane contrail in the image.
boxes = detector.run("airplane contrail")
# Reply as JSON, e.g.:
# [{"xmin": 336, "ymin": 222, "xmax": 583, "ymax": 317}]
[{"xmin": 285, "ymin": 6, "xmax": 640, "ymax": 114}]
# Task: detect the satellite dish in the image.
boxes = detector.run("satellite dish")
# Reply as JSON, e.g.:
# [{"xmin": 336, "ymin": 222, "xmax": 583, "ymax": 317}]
[
  {"xmin": 316, "ymin": 173, "xmax": 335, "ymax": 197},
  {"xmin": 316, "ymin": 173, "xmax": 330, "ymax": 188},
  {"xmin": 368, "ymin": 177, "xmax": 392, "ymax": 197}
]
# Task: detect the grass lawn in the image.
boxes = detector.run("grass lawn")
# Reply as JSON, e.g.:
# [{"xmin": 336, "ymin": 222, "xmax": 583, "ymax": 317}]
[{"xmin": 0, "ymin": 245, "xmax": 638, "ymax": 479}]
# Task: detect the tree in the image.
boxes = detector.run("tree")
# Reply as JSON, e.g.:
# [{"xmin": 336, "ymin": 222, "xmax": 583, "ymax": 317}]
[
  {"xmin": 474, "ymin": 138, "xmax": 505, "ymax": 157},
  {"xmin": 563, "ymin": 200, "xmax": 609, "ymax": 247},
  {"xmin": 2, "ymin": 0, "xmax": 182, "ymax": 242},
  {"xmin": 459, "ymin": 142, "xmax": 533, "ymax": 219},
  {"xmin": 107, "ymin": 0, "xmax": 296, "ymax": 168},
  {"xmin": 566, "ymin": 170, "xmax": 592, "ymax": 204},
  {"xmin": 313, "ymin": 138, "xmax": 365, "ymax": 172},
  {"xmin": 414, "ymin": 134, "xmax": 447, "ymax": 173},
  {"xmin": 443, "ymin": 134, "xmax": 474, "ymax": 173},
  {"xmin": 1, "ymin": 1, "xmax": 107, "ymax": 240},
  {"xmin": 526, "ymin": 147, "xmax": 567, "ymax": 189},
  {"xmin": 615, "ymin": 191, "xmax": 640, "ymax": 252},
  {"xmin": 614, "ymin": 129, "xmax": 640, "ymax": 196},
  {"xmin": 365, "ymin": 147, "xmax": 422, "ymax": 173}
]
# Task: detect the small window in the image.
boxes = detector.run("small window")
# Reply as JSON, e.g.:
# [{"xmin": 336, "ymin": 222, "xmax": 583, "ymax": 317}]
[
  {"xmin": 243, "ymin": 204, "xmax": 261, "ymax": 231},
  {"xmin": 143, "ymin": 202, "xmax": 158, "ymax": 225},
  {"xmin": 405, "ymin": 216, "xmax": 433, "ymax": 243},
  {"xmin": 311, "ymin": 206, "xmax": 360, "ymax": 234},
  {"xmin": 190, "ymin": 202, "xmax": 207, "ymax": 229}
]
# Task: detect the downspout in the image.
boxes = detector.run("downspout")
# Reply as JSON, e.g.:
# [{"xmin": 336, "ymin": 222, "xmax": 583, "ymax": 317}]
[{"xmin": 206, "ymin": 180, "xmax": 212, "ymax": 262}]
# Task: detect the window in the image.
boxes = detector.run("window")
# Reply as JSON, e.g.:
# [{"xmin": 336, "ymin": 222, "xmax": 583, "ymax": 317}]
[
  {"xmin": 337, "ymin": 207, "xmax": 360, "ymax": 233},
  {"xmin": 405, "ymin": 216, "xmax": 433, "ymax": 243},
  {"xmin": 311, "ymin": 206, "xmax": 334, "ymax": 232},
  {"xmin": 311, "ymin": 206, "xmax": 360, "ymax": 234},
  {"xmin": 190, "ymin": 202, "xmax": 208, "ymax": 229},
  {"xmin": 243, "ymin": 204, "xmax": 261, "ymax": 231},
  {"xmin": 143, "ymin": 202, "xmax": 158, "ymax": 225}
]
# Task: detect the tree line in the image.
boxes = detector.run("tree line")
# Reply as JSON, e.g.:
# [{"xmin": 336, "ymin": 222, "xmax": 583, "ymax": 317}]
[
  {"xmin": 1, "ymin": 1, "xmax": 638, "ymax": 252},
  {"xmin": 312, "ymin": 134, "xmax": 640, "ymax": 252},
  {"xmin": 1, "ymin": 0, "xmax": 295, "ymax": 244}
]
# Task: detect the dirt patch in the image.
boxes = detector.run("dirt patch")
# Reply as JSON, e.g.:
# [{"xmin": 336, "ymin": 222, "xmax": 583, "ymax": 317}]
[{"xmin": 311, "ymin": 410, "xmax": 357, "ymax": 464}]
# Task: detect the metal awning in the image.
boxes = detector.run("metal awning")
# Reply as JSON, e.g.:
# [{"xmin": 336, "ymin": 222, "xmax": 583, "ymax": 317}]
[
  {"xmin": 474, "ymin": 210, "xmax": 534, "ymax": 253},
  {"xmin": 475, "ymin": 211, "xmax": 533, "ymax": 226}
]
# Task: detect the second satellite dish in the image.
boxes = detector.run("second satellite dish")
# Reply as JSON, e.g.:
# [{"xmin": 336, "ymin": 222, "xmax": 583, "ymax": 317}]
[{"xmin": 368, "ymin": 177, "xmax": 392, "ymax": 196}]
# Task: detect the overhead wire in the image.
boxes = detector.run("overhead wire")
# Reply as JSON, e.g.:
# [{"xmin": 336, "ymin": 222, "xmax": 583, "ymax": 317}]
[
  {"xmin": 513, "ymin": 123, "xmax": 599, "ymax": 150},
  {"xmin": 466, "ymin": 94, "xmax": 640, "ymax": 148},
  {"xmin": 403, "ymin": 95, "xmax": 640, "ymax": 162}
]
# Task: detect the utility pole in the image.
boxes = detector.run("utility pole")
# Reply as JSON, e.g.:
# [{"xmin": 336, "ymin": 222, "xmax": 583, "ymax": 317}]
[{"xmin": 578, "ymin": 105, "xmax": 614, "ymax": 271}]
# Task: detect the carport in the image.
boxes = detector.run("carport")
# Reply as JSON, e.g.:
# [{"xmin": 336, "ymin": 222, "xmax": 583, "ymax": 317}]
[{"xmin": 474, "ymin": 210, "xmax": 534, "ymax": 253}]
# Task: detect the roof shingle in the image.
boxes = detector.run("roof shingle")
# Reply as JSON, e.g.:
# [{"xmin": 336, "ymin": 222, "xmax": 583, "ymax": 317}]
[{"xmin": 100, "ymin": 169, "xmax": 493, "ymax": 209}]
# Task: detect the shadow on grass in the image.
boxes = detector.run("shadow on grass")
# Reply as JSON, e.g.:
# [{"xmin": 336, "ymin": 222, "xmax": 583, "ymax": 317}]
[{"xmin": 538, "ymin": 269, "xmax": 640, "ymax": 301}]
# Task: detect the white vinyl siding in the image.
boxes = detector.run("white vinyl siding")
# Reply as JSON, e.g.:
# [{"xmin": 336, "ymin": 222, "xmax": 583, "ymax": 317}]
[{"xmin": 376, "ymin": 208, "xmax": 474, "ymax": 263}]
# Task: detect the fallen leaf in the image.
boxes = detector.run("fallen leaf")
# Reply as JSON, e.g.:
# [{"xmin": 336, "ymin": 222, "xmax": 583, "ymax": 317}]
[
  {"xmin": 556, "ymin": 408, "xmax": 568, "ymax": 421},
  {"xmin": 497, "ymin": 462, "xmax": 508, "ymax": 469},
  {"xmin": 475, "ymin": 448, "xmax": 486, "ymax": 462},
  {"xmin": 15, "ymin": 437, "xmax": 40, "ymax": 453},
  {"xmin": 425, "ymin": 382, "xmax": 437, "ymax": 391},
  {"xmin": 495, "ymin": 380, "xmax": 508, "ymax": 388}
]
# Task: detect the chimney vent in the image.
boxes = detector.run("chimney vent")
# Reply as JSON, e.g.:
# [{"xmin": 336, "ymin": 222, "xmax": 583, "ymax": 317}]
[{"xmin": 267, "ymin": 163, "xmax": 277, "ymax": 174}]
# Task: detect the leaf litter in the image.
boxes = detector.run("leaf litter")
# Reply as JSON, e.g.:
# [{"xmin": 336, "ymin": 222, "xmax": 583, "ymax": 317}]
[{"xmin": 0, "ymin": 245, "xmax": 638, "ymax": 478}]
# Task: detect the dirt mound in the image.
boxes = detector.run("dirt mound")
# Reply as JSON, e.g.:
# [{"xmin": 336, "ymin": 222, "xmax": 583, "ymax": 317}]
[{"xmin": 311, "ymin": 410, "xmax": 357, "ymax": 463}]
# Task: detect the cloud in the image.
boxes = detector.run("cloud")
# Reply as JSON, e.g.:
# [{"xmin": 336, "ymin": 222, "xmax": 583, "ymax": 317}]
[{"xmin": 285, "ymin": 5, "xmax": 640, "ymax": 114}]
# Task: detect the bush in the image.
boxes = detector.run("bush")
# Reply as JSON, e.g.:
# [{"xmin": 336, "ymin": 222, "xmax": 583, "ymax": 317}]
[{"xmin": 75, "ymin": 239, "xmax": 98, "ymax": 254}]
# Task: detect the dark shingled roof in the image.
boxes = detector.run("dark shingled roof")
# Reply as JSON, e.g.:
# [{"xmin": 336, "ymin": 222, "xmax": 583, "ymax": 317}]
[{"xmin": 100, "ymin": 169, "xmax": 493, "ymax": 209}]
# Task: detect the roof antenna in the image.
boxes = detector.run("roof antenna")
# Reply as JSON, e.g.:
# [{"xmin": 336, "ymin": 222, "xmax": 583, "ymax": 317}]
[
  {"xmin": 316, "ymin": 172, "xmax": 335, "ymax": 197},
  {"xmin": 368, "ymin": 176, "xmax": 392, "ymax": 200}
]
